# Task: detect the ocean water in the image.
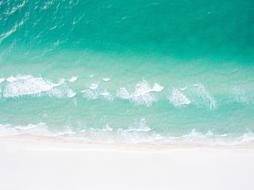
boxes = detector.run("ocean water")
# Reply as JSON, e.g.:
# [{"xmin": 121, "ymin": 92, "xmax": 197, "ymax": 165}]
[{"xmin": 0, "ymin": 0, "xmax": 254, "ymax": 145}]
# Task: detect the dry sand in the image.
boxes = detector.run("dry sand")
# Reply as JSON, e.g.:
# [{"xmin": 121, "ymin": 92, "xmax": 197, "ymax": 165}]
[{"xmin": 0, "ymin": 136, "xmax": 254, "ymax": 190}]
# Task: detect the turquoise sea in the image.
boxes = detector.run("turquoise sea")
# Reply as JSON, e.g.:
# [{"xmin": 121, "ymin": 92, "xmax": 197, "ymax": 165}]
[{"xmin": 0, "ymin": 0, "xmax": 254, "ymax": 144}]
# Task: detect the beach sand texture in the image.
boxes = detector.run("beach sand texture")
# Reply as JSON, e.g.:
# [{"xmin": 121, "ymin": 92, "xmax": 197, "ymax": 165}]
[{"xmin": 1, "ymin": 137, "xmax": 254, "ymax": 190}]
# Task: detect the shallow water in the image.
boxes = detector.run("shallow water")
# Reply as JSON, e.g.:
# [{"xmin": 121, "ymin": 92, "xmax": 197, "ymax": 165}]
[{"xmin": 0, "ymin": 0, "xmax": 254, "ymax": 144}]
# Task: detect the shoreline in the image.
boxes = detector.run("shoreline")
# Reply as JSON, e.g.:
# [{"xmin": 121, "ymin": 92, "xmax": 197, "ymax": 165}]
[
  {"xmin": 1, "ymin": 135, "xmax": 254, "ymax": 190},
  {"xmin": 1, "ymin": 134, "xmax": 254, "ymax": 151}
]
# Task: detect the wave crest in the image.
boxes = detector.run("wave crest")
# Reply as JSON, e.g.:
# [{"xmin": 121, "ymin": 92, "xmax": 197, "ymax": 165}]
[
  {"xmin": 1, "ymin": 75, "xmax": 75, "ymax": 98},
  {"xmin": 117, "ymin": 80, "xmax": 164, "ymax": 106},
  {"xmin": 168, "ymin": 88, "xmax": 191, "ymax": 107},
  {"xmin": 1, "ymin": 123, "xmax": 254, "ymax": 145}
]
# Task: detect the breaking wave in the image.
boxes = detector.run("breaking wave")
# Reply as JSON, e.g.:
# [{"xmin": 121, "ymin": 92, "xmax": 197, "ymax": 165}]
[
  {"xmin": 0, "ymin": 75, "xmax": 76, "ymax": 98},
  {"xmin": 117, "ymin": 80, "xmax": 164, "ymax": 106},
  {"xmin": 1, "ymin": 0, "xmax": 254, "ymax": 147},
  {"xmin": 0, "ymin": 76, "xmax": 253, "ymax": 110},
  {"xmin": 1, "ymin": 122, "xmax": 254, "ymax": 146},
  {"xmin": 168, "ymin": 88, "xmax": 191, "ymax": 107}
]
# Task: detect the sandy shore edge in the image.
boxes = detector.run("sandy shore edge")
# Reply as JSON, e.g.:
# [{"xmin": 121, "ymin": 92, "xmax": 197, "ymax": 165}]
[{"xmin": 1, "ymin": 135, "xmax": 254, "ymax": 190}]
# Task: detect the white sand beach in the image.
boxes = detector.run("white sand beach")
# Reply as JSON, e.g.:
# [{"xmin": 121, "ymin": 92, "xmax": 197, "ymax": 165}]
[{"xmin": 0, "ymin": 136, "xmax": 254, "ymax": 190}]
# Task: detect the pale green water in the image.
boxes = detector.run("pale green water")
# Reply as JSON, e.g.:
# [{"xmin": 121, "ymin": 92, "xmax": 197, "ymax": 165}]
[{"xmin": 0, "ymin": 0, "xmax": 254, "ymax": 144}]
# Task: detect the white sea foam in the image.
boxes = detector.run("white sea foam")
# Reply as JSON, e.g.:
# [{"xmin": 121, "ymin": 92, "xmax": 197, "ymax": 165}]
[
  {"xmin": 193, "ymin": 83, "xmax": 217, "ymax": 110},
  {"xmin": 82, "ymin": 83, "xmax": 113, "ymax": 101},
  {"xmin": 68, "ymin": 76, "xmax": 78, "ymax": 83},
  {"xmin": 179, "ymin": 129, "xmax": 214, "ymax": 143},
  {"xmin": 131, "ymin": 81, "xmax": 156, "ymax": 106},
  {"xmin": 82, "ymin": 83, "xmax": 98, "ymax": 99},
  {"xmin": 0, "ymin": 78, "xmax": 5, "ymax": 84},
  {"xmin": 116, "ymin": 87, "xmax": 130, "ymax": 99},
  {"xmin": 81, "ymin": 89, "xmax": 98, "ymax": 99},
  {"xmin": 117, "ymin": 80, "xmax": 163, "ymax": 106},
  {"xmin": 174, "ymin": 129, "xmax": 254, "ymax": 145},
  {"xmin": 89, "ymin": 83, "xmax": 99, "ymax": 90},
  {"xmin": 103, "ymin": 124, "xmax": 113, "ymax": 132},
  {"xmin": 240, "ymin": 132, "xmax": 254, "ymax": 143},
  {"xmin": 232, "ymin": 86, "xmax": 254, "ymax": 104},
  {"xmin": 100, "ymin": 90, "xmax": 113, "ymax": 101},
  {"xmin": 47, "ymin": 88, "xmax": 62, "ymax": 98},
  {"xmin": 102, "ymin": 77, "xmax": 110, "ymax": 82},
  {"xmin": 124, "ymin": 118, "xmax": 152, "ymax": 133},
  {"xmin": 58, "ymin": 78, "xmax": 65, "ymax": 85},
  {"xmin": 115, "ymin": 118, "xmax": 155, "ymax": 144},
  {"xmin": 6, "ymin": 76, "xmax": 17, "ymax": 82},
  {"xmin": 2, "ymin": 75, "xmax": 75, "ymax": 98},
  {"xmin": 3, "ymin": 75, "xmax": 56, "ymax": 97},
  {"xmin": 66, "ymin": 89, "xmax": 77, "ymax": 98},
  {"xmin": 0, "ymin": 123, "xmax": 254, "ymax": 145},
  {"xmin": 168, "ymin": 88, "xmax": 191, "ymax": 107},
  {"xmin": 0, "ymin": 122, "xmax": 52, "ymax": 137},
  {"xmin": 152, "ymin": 83, "xmax": 164, "ymax": 92}
]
